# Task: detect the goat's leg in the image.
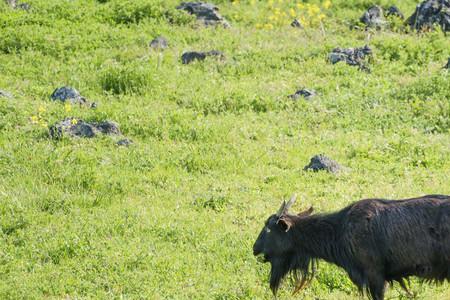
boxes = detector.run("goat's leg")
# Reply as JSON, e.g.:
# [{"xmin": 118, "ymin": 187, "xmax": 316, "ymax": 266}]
[{"xmin": 367, "ymin": 274, "xmax": 386, "ymax": 300}]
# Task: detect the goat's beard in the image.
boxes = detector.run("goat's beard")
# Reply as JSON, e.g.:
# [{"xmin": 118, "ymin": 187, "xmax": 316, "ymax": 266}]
[{"xmin": 269, "ymin": 254, "xmax": 317, "ymax": 296}]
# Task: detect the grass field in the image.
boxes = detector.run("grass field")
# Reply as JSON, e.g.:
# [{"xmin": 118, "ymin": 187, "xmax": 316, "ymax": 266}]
[{"xmin": 0, "ymin": 0, "xmax": 449, "ymax": 299}]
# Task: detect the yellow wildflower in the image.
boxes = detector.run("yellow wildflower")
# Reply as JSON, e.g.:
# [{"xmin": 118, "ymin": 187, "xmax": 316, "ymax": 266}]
[
  {"xmin": 64, "ymin": 103, "xmax": 72, "ymax": 112},
  {"xmin": 38, "ymin": 106, "xmax": 46, "ymax": 114},
  {"xmin": 264, "ymin": 23, "xmax": 274, "ymax": 30},
  {"xmin": 289, "ymin": 8, "xmax": 296, "ymax": 17},
  {"xmin": 297, "ymin": 3, "xmax": 304, "ymax": 10},
  {"xmin": 323, "ymin": 0, "xmax": 332, "ymax": 9},
  {"xmin": 307, "ymin": 4, "xmax": 320, "ymax": 16},
  {"xmin": 30, "ymin": 115, "xmax": 39, "ymax": 124},
  {"xmin": 300, "ymin": 16, "xmax": 308, "ymax": 27},
  {"xmin": 71, "ymin": 119, "xmax": 78, "ymax": 125}
]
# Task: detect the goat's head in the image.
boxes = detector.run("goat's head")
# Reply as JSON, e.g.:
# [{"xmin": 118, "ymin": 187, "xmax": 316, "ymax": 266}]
[{"xmin": 253, "ymin": 194, "xmax": 314, "ymax": 295}]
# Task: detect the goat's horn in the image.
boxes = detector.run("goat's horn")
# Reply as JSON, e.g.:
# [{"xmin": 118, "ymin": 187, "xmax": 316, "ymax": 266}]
[
  {"xmin": 284, "ymin": 194, "xmax": 297, "ymax": 212},
  {"xmin": 276, "ymin": 200, "xmax": 286, "ymax": 217}
]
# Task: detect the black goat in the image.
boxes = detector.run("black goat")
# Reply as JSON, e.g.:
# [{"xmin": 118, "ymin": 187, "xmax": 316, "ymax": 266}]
[{"xmin": 253, "ymin": 194, "xmax": 450, "ymax": 299}]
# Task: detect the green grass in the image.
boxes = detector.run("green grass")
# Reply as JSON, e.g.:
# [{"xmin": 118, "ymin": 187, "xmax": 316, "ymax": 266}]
[{"xmin": 0, "ymin": 0, "xmax": 449, "ymax": 299}]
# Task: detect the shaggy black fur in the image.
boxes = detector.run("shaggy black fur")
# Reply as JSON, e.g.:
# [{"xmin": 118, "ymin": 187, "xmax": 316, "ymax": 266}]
[{"xmin": 253, "ymin": 194, "xmax": 450, "ymax": 300}]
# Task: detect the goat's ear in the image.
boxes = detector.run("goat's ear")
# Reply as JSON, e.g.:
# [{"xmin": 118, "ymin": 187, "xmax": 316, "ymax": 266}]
[
  {"xmin": 277, "ymin": 217, "xmax": 294, "ymax": 232},
  {"xmin": 298, "ymin": 206, "xmax": 314, "ymax": 218}
]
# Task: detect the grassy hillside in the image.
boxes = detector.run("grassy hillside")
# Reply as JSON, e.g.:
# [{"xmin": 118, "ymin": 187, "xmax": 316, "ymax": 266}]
[{"xmin": 0, "ymin": 0, "xmax": 449, "ymax": 299}]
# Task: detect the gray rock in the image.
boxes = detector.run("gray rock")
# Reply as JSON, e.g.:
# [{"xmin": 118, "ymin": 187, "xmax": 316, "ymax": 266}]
[
  {"xmin": 303, "ymin": 154, "xmax": 342, "ymax": 174},
  {"xmin": 445, "ymin": 57, "xmax": 450, "ymax": 69},
  {"xmin": 50, "ymin": 86, "xmax": 87, "ymax": 105},
  {"xmin": 116, "ymin": 138, "xmax": 133, "ymax": 146},
  {"xmin": 49, "ymin": 118, "xmax": 121, "ymax": 139},
  {"xmin": 50, "ymin": 86, "xmax": 96, "ymax": 107},
  {"xmin": 386, "ymin": 5, "xmax": 404, "ymax": 19},
  {"xmin": 177, "ymin": 2, "xmax": 230, "ymax": 28},
  {"xmin": 16, "ymin": 2, "xmax": 30, "ymax": 10},
  {"xmin": 0, "ymin": 89, "xmax": 13, "ymax": 98},
  {"xmin": 360, "ymin": 5, "xmax": 387, "ymax": 28},
  {"xmin": 182, "ymin": 52, "xmax": 206, "ymax": 64},
  {"xmin": 150, "ymin": 36, "xmax": 168, "ymax": 50},
  {"xmin": 288, "ymin": 89, "xmax": 316, "ymax": 100},
  {"xmin": 291, "ymin": 19, "xmax": 303, "ymax": 28},
  {"xmin": 181, "ymin": 50, "xmax": 224, "ymax": 64},
  {"xmin": 5, "ymin": 0, "xmax": 30, "ymax": 10},
  {"xmin": 407, "ymin": 0, "xmax": 450, "ymax": 32},
  {"xmin": 329, "ymin": 45, "xmax": 372, "ymax": 71},
  {"xmin": 95, "ymin": 121, "xmax": 121, "ymax": 135}
]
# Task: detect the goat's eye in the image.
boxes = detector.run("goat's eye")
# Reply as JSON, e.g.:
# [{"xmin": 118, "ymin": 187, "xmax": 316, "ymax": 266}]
[{"xmin": 265, "ymin": 227, "xmax": 271, "ymax": 233}]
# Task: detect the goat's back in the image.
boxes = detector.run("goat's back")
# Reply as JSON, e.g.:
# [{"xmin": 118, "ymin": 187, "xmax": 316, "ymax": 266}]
[{"xmin": 342, "ymin": 195, "xmax": 450, "ymax": 281}]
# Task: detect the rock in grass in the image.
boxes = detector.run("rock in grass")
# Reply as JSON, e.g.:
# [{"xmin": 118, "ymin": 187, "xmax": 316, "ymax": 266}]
[
  {"xmin": 150, "ymin": 36, "xmax": 168, "ymax": 50},
  {"xmin": 360, "ymin": 5, "xmax": 387, "ymax": 28},
  {"xmin": 304, "ymin": 154, "xmax": 342, "ymax": 174},
  {"xmin": 0, "ymin": 89, "xmax": 13, "ymax": 98},
  {"xmin": 116, "ymin": 138, "xmax": 133, "ymax": 147},
  {"xmin": 15, "ymin": 2, "xmax": 30, "ymax": 10},
  {"xmin": 288, "ymin": 89, "xmax": 316, "ymax": 100},
  {"xmin": 51, "ymin": 86, "xmax": 86, "ymax": 104},
  {"xmin": 407, "ymin": 0, "xmax": 450, "ymax": 32},
  {"xmin": 445, "ymin": 57, "xmax": 450, "ymax": 69},
  {"xmin": 177, "ymin": 2, "xmax": 230, "ymax": 28},
  {"xmin": 181, "ymin": 50, "xmax": 224, "ymax": 64},
  {"xmin": 5, "ymin": 0, "xmax": 30, "ymax": 10},
  {"xmin": 329, "ymin": 45, "xmax": 372, "ymax": 71},
  {"xmin": 386, "ymin": 5, "xmax": 404, "ymax": 19},
  {"xmin": 95, "ymin": 121, "xmax": 121, "ymax": 135},
  {"xmin": 49, "ymin": 118, "xmax": 121, "ymax": 139},
  {"xmin": 50, "ymin": 86, "xmax": 96, "ymax": 107},
  {"xmin": 291, "ymin": 19, "xmax": 303, "ymax": 28}
]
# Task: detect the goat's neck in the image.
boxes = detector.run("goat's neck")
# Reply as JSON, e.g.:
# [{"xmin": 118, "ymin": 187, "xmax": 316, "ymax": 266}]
[{"xmin": 293, "ymin": 214, "xmax": 341, "ymax": 265}]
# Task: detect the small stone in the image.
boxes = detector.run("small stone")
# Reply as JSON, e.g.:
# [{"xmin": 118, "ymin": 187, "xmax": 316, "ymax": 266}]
[
  {"xmin": 16, "ymin": 2, "xmax": 30, "ymax": 10},
  {"xmin": 116, "ymin": 138, "xmax": 133, "ymax": 147},
  {"xmin": 49, "ymin": 118, "xmax": 121, "ymax": 139},
  {"xmin": 291, "ymin": 19, "xmax": 303, "ymax": 28},
  {"xmin": 329, "ymin": 45, "xmax": 372, "ymax": 71},
  {"xmin": 205, "ymin": 50, "xmax": 225, "ymax": 59},
  {"xmin": 407, "ymin": 0, "xmax": 450, "ymax": 32},
  {"xmin": 182, "ymin": 52, "xmax": 207, "ymax": 64},
  {"xmin": 360, "ymin": 5, "xmax": 387, "ymax": 28},
  {"xmin": 181, "ymin": 50, "xmax": 224, "ymax": 64},
  {"xmin": 50, "ymin": 86, "xmax": 96, "ymax": 107},
  {"xmin": 386, "ymin": 5, "xmax": 404, "ymax": 19},
  {"xmin": 49, "ymin": 118, "xmax": 94, "ymax": 139},
  {"xmin": 95, "ymin": 121, "xmax": 121, "ymax": 135},
  {"xmin": 177, "ymin": 2, "xmax": 230, "ymax": 28},
  {"xmin": 288, "ymin": 89, "xmax": 316, "ymax": 100},
  {"xmin": 50, "ymin": 86, "xmax": 87, "ymax": 105},
  {"xmin": 6, "ymin": 0, "xmax": 30, "ymax": 10},
  {"xmin": 0, "ymin": 89, "xmax": 13, "ymax": 98},
  {"xmin": 150, "ymin": 36, "xmax": 168, "ymax": 50},
  {"xmin": 303, "ymin": 154, "xmax": 342, "ymax": 174}
]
